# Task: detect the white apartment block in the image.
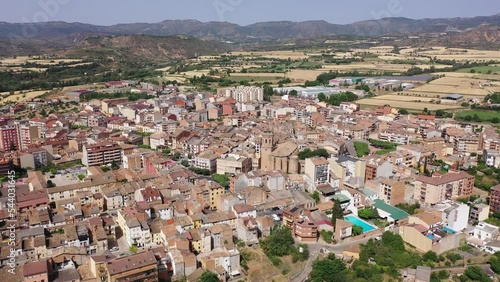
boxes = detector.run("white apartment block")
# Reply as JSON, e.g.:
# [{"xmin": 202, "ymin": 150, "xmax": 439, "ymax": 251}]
[{"xmin": 225, "ymin": 86, "xmax": 264, "ymax": 102}]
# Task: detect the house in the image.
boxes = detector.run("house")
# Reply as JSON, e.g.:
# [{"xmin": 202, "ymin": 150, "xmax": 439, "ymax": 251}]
[
  {"xmin": 232, "ymin": 204, "xmax": 257, "ymax": 219},
  {"xmin": 470, "ymin": 203, "xmax": 490, "ymax": 222},
  {"xmin": 399, "ymin": 224, "xmax": 461, "ymax": 254},
  {"xmin": 343, "ymin": 245, "xmax": 360, "ymax": 260},
  {"xmin": 104, "ymin": 251, "xmax": 158, "ymax": 282},
  {"xmin": 484, "ymin": 149, "xmax": 500, "ymax": 168},
  {"xmin": 441, "ymin": 203, "xmax": 469, "ymax": 233},
  {"xmin": 472, "ymin": 222, "xmax": 499, "ymax": 243},
  {"xmin": 236, "ymin": 217, "xmax": 259, "ymax": 246},
  {"xmin": 334, "ymin": 219, "xmax": 353, "ymax": 242},
  {"xmin": 408, "ymin": 211, "xmax": 442, "ymax": 231},
  {"xmin": 402, "ymin": 266, "xmax": 431, "ymax": 282},
  {"xmin": 23, "ymin": 260, "xmax": 49, "ymax": 282},
  {"xmin": 372, "ymin": 199, "xmax": 410, "ymax": 224}
]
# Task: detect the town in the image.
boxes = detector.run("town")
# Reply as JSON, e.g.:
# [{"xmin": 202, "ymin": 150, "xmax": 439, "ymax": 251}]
[
  {"xmin": 0, "ymin": 70, "xmax": 499, "ymax": 282},
  {"xmin": 0, "ymin": 4, "xmax": 500, "ymax": 282}
]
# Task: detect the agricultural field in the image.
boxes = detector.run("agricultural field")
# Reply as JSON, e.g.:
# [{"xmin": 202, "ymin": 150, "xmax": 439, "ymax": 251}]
[
  {"xmin": 400, "ymin": 47, "xmax": 500, "ymax": 62},
  {"xmin": 357, "ymin": 95, "xmax": 463, "ymax": 111},
  {"xmin": 230, "ymin": 50, "xmax": 309, "ymax": 60},
  {"xmin": 455, "ymin": 110, "xmax": 500, "ymax": 123},
  {"xmin": 457, "ymin": 65, "xmax": 500, "ymax": 74},
  {"xmin": 0, "ymin": 90, "xmax": 50, "ymax": 104},
  {"xmin": 406, "ymin": 76, "xmax": 499, "ymax": 98}
]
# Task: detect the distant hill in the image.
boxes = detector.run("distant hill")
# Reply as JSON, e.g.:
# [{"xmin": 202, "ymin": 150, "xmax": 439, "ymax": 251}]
[
  {"xmin": 59, "ymin": 35, "xmax": 233, "ymax": 62},
  {"xmin": 429, "ymin": 24, "xmax": 500, "ymax": 48},
  {"xmin": 1, "ymin": 14, "xmax": 500, "ymax": 42}
]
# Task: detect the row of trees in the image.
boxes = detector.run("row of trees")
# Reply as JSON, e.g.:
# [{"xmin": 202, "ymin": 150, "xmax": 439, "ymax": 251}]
[{"xmin": 317, "ymin": 91, "xmax": 359, "ymax": 106}]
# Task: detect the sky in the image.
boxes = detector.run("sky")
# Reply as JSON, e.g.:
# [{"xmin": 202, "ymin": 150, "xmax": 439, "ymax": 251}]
[{"xmin": 0, "ymin": 0, "xmax": 498, "ymax": 26}]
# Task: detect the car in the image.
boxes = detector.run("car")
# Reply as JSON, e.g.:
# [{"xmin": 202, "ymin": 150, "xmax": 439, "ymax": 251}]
[
  {"xmin": 374, "ymin": 236, "xmax": 381, "ymax": 241},
  {"xmin": 109, "ymin": 246, "xmax": 119, "ymax": 252}
]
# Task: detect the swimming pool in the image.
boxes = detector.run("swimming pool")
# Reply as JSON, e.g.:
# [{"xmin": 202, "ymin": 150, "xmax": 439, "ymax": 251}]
[
  {"xmin": 427, "ymin": 234, "xmax": 435, "ymax": 239},
  {"xmin": 344, "ymin": 215, "xmax": 376, "ymax": 233},
  {"xmin": 443, "ymin": 226, "xmax": 456, "ymax": 234}
]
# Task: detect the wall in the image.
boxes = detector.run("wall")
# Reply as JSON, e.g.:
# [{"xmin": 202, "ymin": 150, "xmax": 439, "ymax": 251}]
[{"xmin": 399, "ymin": 226, "xmax": 432, "ymax": 253}]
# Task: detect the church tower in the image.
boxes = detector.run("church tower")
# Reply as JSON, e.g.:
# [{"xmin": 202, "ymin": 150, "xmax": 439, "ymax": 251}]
[{"xmin": 260, "ymin": 132, "xmax": 274, "ymax": 171}]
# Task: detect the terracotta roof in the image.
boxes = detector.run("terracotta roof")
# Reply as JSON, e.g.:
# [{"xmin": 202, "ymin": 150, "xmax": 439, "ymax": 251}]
[
  {"xmin": 23, "ymin": 260, "xmax": 48, "ymax": 277},
  {"xmin": 106, "ymin": 251, "xmax": 156, "ymax": 275},
  {"xmin": 416, "ymin": 171, "xmax": 473, "ymax": 186}
]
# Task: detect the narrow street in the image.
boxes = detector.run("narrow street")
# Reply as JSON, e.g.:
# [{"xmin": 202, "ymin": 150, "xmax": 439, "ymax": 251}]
[{"xmin": 290, "ymin": 234, "xmax": 378, "ymax": 282}]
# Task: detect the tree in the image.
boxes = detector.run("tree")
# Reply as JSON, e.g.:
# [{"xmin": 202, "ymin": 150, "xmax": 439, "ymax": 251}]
[
  {"xmin": 211, "ymin": 174, "xmax": 229, "ymax": 189},
  {"xmin": 423, "ymin": 251, "xmax": 437, "ymax": 262},
  {"xmin": 289, "ymin": 89, "xmax": 298, "ymax": 96},
  {"xmin": 172, "ymin": 152, "xmax": 181, "ymax": 160},
  {"xmin": 423, "ymin": 107, "xmax": 428, "ymax": 113},
  {"xmin": 317, "ymin": 92, "xmax": 327, "ymax": 102},
  {"xmin": 180, "ymin": 160, "xmax": 189, "ymax": 167},
  {"xmin": 490, "ymin": 252, "xmax": 500, "ymax": 274},
  {"xmin": 261, "ymin": 226, "xmax": 294, "ymax": 257},
  {"xmin": 399, "ymin": 108, "xmax": 409, "ymax": 115},
  {"xmin": 46, "ymin": 180, "xmax": 56, "ymax": 188},
  {"xmin": 110, "ymin": 160, "xmax": 119, "ymax": 170},
  {"xmin": 310, "ymin": 253, "xmax": 348, "ymax": 282},
  {"xmin": 358, "ymin": 208, "xmax": 379, "ymax": 219},
  {"xmin": 492, "ymin": 117, "xmax": 499, "ymax": 124},
  {"xmin": 463, "ymin": 266, "xmax": 492, "ymax": 282},
  {"xmin": 311, "ymin": 191, "xmax": 320, "ymax": 203},
  {"xmin": 352, "ymin": 225, "xmax": 363, "ymax": 236},
  {"xmin": 199, "ymin": 271, "xmax": 219, "ymax": 282},
  {"xmin": 129, "ymin": 245, "xmax": 138, "ymax": 254},
  {"xmin": 331, "ymin": 200, "xmax": 344, "ymax": 229}
]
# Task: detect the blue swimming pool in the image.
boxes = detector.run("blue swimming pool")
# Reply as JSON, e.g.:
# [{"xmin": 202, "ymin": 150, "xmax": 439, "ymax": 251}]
[
  {"xmin": 443, "ymin": 226, "xmax": 456, "ymax": 234},
  {"xmin": 427, "ymin": 234, "xmax": 435, "ymax": 239},
  {"xmin": 344, "ymin": 215, "xmax": 376, "ymax": 233}
]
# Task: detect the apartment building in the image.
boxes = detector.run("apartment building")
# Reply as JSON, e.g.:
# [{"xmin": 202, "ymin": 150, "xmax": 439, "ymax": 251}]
[
  {"xmin": 379, "ymin": 178, "xmax": 405, "ymax": 205},
  {"xmin": 304, "ymin": 157, "xmax": 329, "ymax": 188},
  {"xmin": 216, "ymin": 154, "xmax": 252, "ymax": 175},
  {"xmin": 195, "ymin": 150, "xmax": 220, "ymax": 174},
  {"xmin": 225, "ymin": 86, "xmax": 264, "ymax": 102},
  {"xmin": 82, "ymin": 141, "xmax": 123, "ymax": 167},
  {"xmin": 105, "ymin": 251, "xmax": 158, "ymax": 282},
  {"xmin": 378, "ymin": 130, "xmax": 410, "ymax": 145},
  {"xmin": 454, "ymin": 136, "xmax": 479, "ymax": 154},
  {"xmin": 19, "ymin": 124, "xmax": 39, "ymax": 150},
  {"xmin": 414, "ymin": 170, "xmax": 474, "ymax": 205},
  {"xmin": 88, "ymin": 115, "xmax": 108, "ymax": 128},
  {"xmin": 329, "ymin": 155, "xmax": 366, "ymax": 187},
  {"xmin": 364, "ymin": 156, "xmax": 393, "ymax": 181},
  {"xmin": 0, "ymin": 125, "xmax": 20, "ymax": 151},
  {"xmin": 489, "ymin": 184, "xmax": 500, "ymax": 213},
  {"xmin": 116, "ymin": 207, "xmax": 151, "ymax": 247},
  {"xmin": 294, "ymin": 219, "xmax": 318, "ymax": 242}
]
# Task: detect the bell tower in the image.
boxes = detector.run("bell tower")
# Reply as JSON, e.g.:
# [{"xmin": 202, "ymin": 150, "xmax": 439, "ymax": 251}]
[{"xmin": 260, "ymin": 132, "xmax": 274, "ymax": 171}]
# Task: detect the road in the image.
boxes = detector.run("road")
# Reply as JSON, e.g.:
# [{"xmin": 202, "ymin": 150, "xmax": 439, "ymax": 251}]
[{"xmin": 290, "ymin": 235, "xmax": 378, "ymax": 282}]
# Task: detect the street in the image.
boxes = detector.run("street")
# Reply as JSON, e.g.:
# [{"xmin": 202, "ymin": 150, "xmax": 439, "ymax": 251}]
[{"xmin": 290, "ymin": 230, "xmax": 392, "ymax": 282}]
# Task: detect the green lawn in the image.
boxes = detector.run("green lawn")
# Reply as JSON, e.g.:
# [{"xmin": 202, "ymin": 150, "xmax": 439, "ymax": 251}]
[
  {"xmin": 455, "ymin": 110, "xmax": 500, "ymax": 123},
  {"xmin": 457, "ymin": 65, "xmax": 500, "ymax": 74},
  {"xmin": 353, "ymin": 141, "xmax": 369, "ymax": 157}
]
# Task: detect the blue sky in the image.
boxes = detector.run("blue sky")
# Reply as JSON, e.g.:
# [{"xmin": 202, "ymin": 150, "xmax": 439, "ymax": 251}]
[{"xmin": 1, "ymin": 0, "xmax": 498, "ymax": 26}]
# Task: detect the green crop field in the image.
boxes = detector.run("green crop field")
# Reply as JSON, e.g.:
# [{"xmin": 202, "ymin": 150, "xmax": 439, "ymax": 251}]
[
  {"xmin": 457, "ymin": 65, "xmax": 500, "ymax": 74},
  {"xmin": 455, "ymin": 110, "xmax": 500, "ymax": 123}
]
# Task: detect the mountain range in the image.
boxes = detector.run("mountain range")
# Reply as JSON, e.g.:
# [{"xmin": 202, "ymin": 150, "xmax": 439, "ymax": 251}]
[{"xmin": 1, "ymin": 14, "xmax": 500, "ymax": 41}]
